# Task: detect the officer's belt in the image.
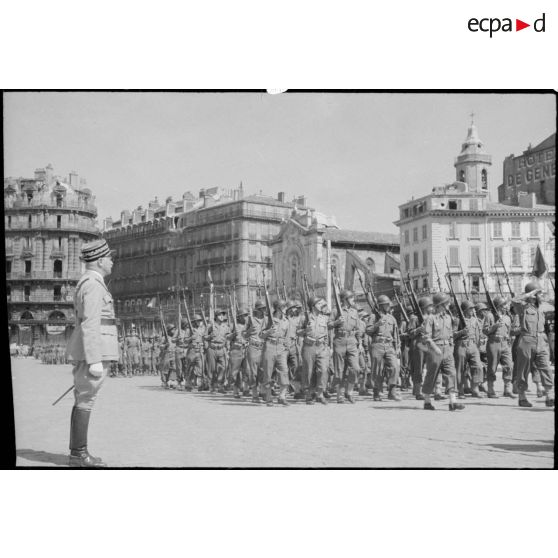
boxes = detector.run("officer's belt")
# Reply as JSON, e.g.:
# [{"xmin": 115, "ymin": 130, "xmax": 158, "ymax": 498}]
[
  {"xmin": 372, "ymin": 335, "xmax": 393, "ymax": 343},
  {"xmin": 101, "ymin": 318, "xmax": 116, "ymax": 326},
  {"xmin": 335, "ymin": 331, "xmax": 355, "ymax": 338},
  {"xmin": 488, "ymin": 335, "xmax": 508, "ymax": 342}
]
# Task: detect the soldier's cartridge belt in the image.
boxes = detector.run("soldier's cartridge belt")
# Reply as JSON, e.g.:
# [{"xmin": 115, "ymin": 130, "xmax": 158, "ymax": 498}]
[
  {"xmin": 100, "ymin": 318, "xmax": 116, "ymax": 326},
  {"xmin": 372, "ymin": 335, "xmax": 393, "ymax": 343},
  {"xmin": 303, "ymin": 337, "xmax": 326, "ymax": 346},
  {"xmin": 434, "ymin": 339, "xmax": 452, "ymax": 346},
  {"xmin": 335, "ymin": 331, "xmax": 354, "ymax": 338},
  {"xmin": 248, "ymin": 340, "xmax": 264, "ymax": 349},
  {"xmin": 209, "ymin": 342, "xmax": 225, "ymax": 349},
  {"xmin": 488, "ymin": 335, "xmax": 508, "ymax": 342},
  {"xmin": 231, "ymin": 342, "xmax": 246, "ymax": 350},
  {"xmin": 266, "ymin": 337, "xmax": 286, "ymax": 345}
]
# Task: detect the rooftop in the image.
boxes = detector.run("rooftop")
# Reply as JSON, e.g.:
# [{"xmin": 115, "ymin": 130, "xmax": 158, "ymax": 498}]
[{"xmin": 322, "ymin": 228, "xmax": 399, "ymax": 245}]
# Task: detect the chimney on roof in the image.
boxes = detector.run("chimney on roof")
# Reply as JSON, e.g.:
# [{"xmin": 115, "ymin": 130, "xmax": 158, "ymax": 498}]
[
  {"xmin": 121, "ymin": 210, "xmax": 131, "ymax": 225},
  {"xmin": 102, "ymin": 217, "xmax": 113, "ymax": 231},
  {"xmin": 277, "ymin": 192, "xmax": 286, "ymax": 203},
  {"xmin": 69, "ymin": 171, "xmax": 79, "ymax": 188},
  {"xmin": 199, "ymin": 188, "xmax": 206, "ymax": 199},
  {"xmin": 295, "ymin": 195, "xmax": 307, "ymax": 208}
]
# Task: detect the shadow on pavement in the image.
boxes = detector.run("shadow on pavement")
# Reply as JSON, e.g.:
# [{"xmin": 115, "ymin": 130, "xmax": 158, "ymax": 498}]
[
  {"xmin": 482, "ymin": 440, "xmax": 553, "ymax": 453},
  {"xmin": 370, "ymin": 405, "xmax": 420, "ymax": 411},
  {"xmin": 17, "ymin": 448, "xmax": 68, "ymax": 466}
]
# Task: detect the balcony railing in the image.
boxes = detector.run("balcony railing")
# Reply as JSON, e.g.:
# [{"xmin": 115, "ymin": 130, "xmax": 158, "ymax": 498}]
[
  {"xmin": 8, "ymin": 294, "xmax": 74, "ymax": 303},
  {"xmin": 5, "ymin": 223, "xmax": 99, "ymax": 234},
  {"xmin": 7, "ymin": 271, "xmax": 82, "ymax": 281}
]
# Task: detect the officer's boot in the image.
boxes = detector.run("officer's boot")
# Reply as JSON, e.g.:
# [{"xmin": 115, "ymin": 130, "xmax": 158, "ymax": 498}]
[
  {"xmin": 233, "ymin": 385, "xmax": 241, "ymax": 399},
  {"xmin": 388, "ymin": 384, "xmax": 401, "ymax": 402},
  {"xmin": 345, "ymin": 382, "xmax": 356, "ymax": 403},
  {"xmin": 336, "ymin": 384, "xmax": 345, "ymax": 404},
  {"xmin": 487, "ymin": 380, "xmax": 498, "ymax": 398},
  {"xmin": 502, "ymin": 381, "xmax": 515, "ymax": 398},
  {"xmin": 69, "ymin": 407, "xmax": 106, "ymax": 468},
  {"xmin": 315, "ymin": 388, "xmax": 327, "ymax": 405}
]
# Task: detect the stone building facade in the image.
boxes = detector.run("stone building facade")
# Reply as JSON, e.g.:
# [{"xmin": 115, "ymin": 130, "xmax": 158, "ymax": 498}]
[
  {"xmin": 102, "ymin": 186, "xmax": 302, "ymax": 333},
  {"xmin": 498, "ymin": 133, "xmax": 556, "ymax": 206},
  {"xmin": 396, "ymin": 124, "xmax": 556, "ymax": 298},
  {"xmin": 4, "ymin": 165, "xmax": 100, "ymax": 346}
]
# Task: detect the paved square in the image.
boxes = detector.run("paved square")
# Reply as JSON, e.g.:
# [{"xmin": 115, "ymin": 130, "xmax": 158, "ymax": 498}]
[{"xmin": 12, "ymin": 357, "xmax": 554, "ymax": 468}]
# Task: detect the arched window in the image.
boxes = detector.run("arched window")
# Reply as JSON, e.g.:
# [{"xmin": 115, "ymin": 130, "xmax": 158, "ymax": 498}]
[
  {"xmin": 20, "ymin": 310, "xmax": 34, "ymax": 320},
  {"xmin": 53, "ymin": 259, "xmax": 63, "ymax": 278},
  {"xmin": 481, "ymin": 169, "xmax": 488, "ymax": 190},
  {"xmin": 459, "ymin": 170, "xmax": 465, "ymax": 182},
  {"xmin": 48, "ymin": 310, "xmax": 66, "ymax": 321}
]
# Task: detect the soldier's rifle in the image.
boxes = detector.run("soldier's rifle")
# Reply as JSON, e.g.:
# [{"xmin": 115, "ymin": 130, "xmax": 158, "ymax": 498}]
[
  {"xmin": 499, "ymin": 259, "xmax": 515, "ymax": 298},
  {"xmin": 477, "ymin": 256, "xmax": 499, "ymax": 317},
  {"xmin": 330, "ymin": 265, "xmax": 343, "ymax": 318},
  {"xmin": 261, "ymin": 268, "xmax": 274, "ymax": 329},
  {"xmin": 458, "ymin": 262, "xmax": 470, "ymax": 301},
  {"xmin": 181, "ymin": 288, "xmax": 194, "ymax": 333},
  {"xmin": 199, "ymin": 304, "xmax": 208, "ymax": 329},
  {"xmin": 207, "ymin": 269, "xmax": 215, "ymax": 323},
  {"xmin": 227, "ymin": 290, "xmax": 237, "ymax": 335},
  {"xmin": 394, "ymin": 291, "xmax": 409, "ymax": 323},
  {"xmin": 157, "ymin": 294, "xmax": 170, "ymax": 344},
  {"xmin": 406, "ymin": 273, "xmax": 425, "ymax": 325},
  {"xmin": 247, "ymin": 283, "xmax": 253, "ymax": 318},
  {"xmin": 302, "ymin": 272, "xmax": 312, "ymax": 307},
  {"xmin": 444, "ymin": 259, "xmax": 467, "ymax": 330},
  {"xmin": 433, "ymin": 262, "xmax": 443, "ymax": 292},
  {"xmin": 275, "ymin": 281, "xmax": 281, "ymax": 300},
  {"xmin": 282, "ymin": 279, "xmax": 288, "ymax": 301},
  {"xmin": 493, "ymin": 267, "xmax": 504, "ymax": 297},
  {"xmin": 356, "ymin": 268, "xmax": 378, "ymax": 317}
]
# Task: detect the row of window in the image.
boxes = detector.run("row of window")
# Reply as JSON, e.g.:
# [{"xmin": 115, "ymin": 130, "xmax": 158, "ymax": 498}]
[{"xmin": 403, "ymin": 245, "xmax": 545, "ymax": 271}]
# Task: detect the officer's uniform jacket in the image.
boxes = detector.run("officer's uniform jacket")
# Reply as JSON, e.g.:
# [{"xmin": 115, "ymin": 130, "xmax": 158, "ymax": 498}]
[
  {"xmin": 187, "ymin": 325, "xmax": 206, "ymax": 352},
  {"xmin": 66, "ymin": 269, "xmax": 119, "ymax": 363},
  {"xmin": 328, "ymin": 305, "xmax": 360, "ymax": 340},
  {"xmin": 246, "ymin": 314, "xmax": 266, "ymax": 348},
  {"xmin": 454, "ymin": 316, "xmax": 481, "ymax": 346},
  {"xmin": 207, "ymin": 321, "xmax": 230, "ymax": 350},
  {"xmin": 298, "ymin": 312, "xmax": 329, "ymax": 346},
  {"xmin": 511, "ymin": 298, "xmax": 547, "ymax": 340},
  {"xmin": 482, "ymin": 311, "xmax": 511, "ymax": 341},
  {"xmin": 262, "ymin": 316, "xmax": 290, "ymax": 347},
  {"xmin": 365, "ymin": 312, "xmax": 400, "ymax": 351},
  {"xmin": 422, "ymin": 312, "xmax": 453, "ymax": 347}
]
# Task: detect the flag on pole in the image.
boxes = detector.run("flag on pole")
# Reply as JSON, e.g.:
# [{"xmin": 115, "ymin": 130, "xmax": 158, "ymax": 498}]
[{"xmin": 532, "ymin": 245, "xmax": 547, "ymax": 278}]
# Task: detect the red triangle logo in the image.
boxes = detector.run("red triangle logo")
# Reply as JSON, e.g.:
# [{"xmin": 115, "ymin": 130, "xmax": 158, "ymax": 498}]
[{"xmin": 516, "ymin": 19, "xmax": 530, "ymax": 31}]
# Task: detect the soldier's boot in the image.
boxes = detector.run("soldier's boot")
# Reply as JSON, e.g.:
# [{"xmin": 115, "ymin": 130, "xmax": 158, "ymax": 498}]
[
  {"xmin": 336, "ymin": 384, "xmax": 345, "ymax": 404},
  {"xmin": 535, "ymin": 381, "xmax": 546, "ymax": 398},
  {"xmin": 487, "ymin": 381, "xmax": 499, "ymax": 398},
  {"xmin": 233, "ymin": 385, "xmax": 241, "ymax": 399},
  {"xmin": 545, "ymin": 390, "xmax": 555, "ymax": 407},
  {"xmin": 387, "ymin": 384, "xmax": 402, "ymax": 402},
  {"xmin": 414, "ymin": 383, "xmax": 425, "ymax": 400},
  {"xmin": 518, "ymin": 389, "xmax": 533, "ymax": 408},
  {"xmin": 471, "ymin": 383, "xmax": 483, "ymax": 398},
  {"xmin": 435, "ymin": 386, "xmax": 448, "ymax": 400},
  {"xmin": 315, "ymin": 388, "xmax": 328, "ymax": 405},
  {"xmin": 251, "ymin": 386, "xmax": 261, "ymax": 404},
  {"xmin": 69, "ymin": 407, "xmax": 106, "ymax": 468},
  {"xmin": 265, "ymin": 386, "xmax": 274, "ymax": 407},
  {"xmin": 502, "ymin": 381, "xmax": 516, "ymax": 398},
  {"xmin": 373, "ymin": 387, "xmax": 382, "ymax": 402},
  {"xmin": 305, "ymin": 388, "xmax": 315, "ymax": 405},
  {"xmin": 277, "ymin": 385, "xmax": 289, "ymax": 406},
  {"xmin": 345, "ymin": 382, "xmax": 356, "ymax": 403}
]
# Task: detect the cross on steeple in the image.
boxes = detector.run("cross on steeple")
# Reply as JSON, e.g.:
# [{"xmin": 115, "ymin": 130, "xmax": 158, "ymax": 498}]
[{"xmin": 469, "ymin": 111, "xmax": 475, "ymax": 125}]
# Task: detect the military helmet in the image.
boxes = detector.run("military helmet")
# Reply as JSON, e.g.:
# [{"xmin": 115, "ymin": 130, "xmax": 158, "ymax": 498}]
[
  {"xmin": 191, "ymin": 313, "xmax": 203, "ymax": 323},
  {"xmin": 307, "ymin": 296, "xmax": 317, "ymax": 308},
  {"xmin": 433, "ymin": 292, "xmax": 450, "ymax": 306},
  {"xmin": 236, "ymin": 307, "xmax": 249, "ymax": 317},
  {"xmin": 493, "ymin": 295, "xmax": 506, "ymax": 307},
  {"xmin": 418, "ymin": 296, "xmax": 434, "ymax": 310},
  {"xmin": 216, "ymin": 308, "xmax": 227, "ymax": 315},
  {"xmin": 254, "ymin": 299, "xmax": 266, "ymax": 310},
  {"xmin": 167, "ymin": 325, "xmax": 176, "ymax": 334},
  {"xmin": 377, "ymin": 294, "xmax": 391, "ymax": 306},
  {"xmin": 406, "ymin": 306, "xmax": 414, "ymax": 314},
  {"xmin": 475, "ymin": 302, "xmax": 488, "ymax": 312},
  {"xmin": 287, "ymin": 299, "xmax": 300, "ymax": 311},
  {"xmin": 525, "ymin": 281, "xmax": 541, "ymax": 294},
  {"xmin": 314, "ymin": 297, "xmax": 327, "ymax": 310},
  {"xmin": 273, "ymin": 298, "xmax": 288, "ymax": 310},
  {"xmin": 460, "ymin": 300, "xmax": 474, "ymax": 312},
  {"xmin": 340, "ymin": 289, "xmax": 354, "ymax": 301}
]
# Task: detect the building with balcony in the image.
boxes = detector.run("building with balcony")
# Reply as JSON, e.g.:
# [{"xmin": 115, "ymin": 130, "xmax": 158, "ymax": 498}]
[
  {"xmin": 4, "ymin": 164, "xmax": 100, "ymax": 346},
  {"xmin": 102, "ymin": 186, "xmax": 303, "ymax": 333},
  {"xmin": 395, "ymin": 123, "xmax": 556, "ymax": 299}
]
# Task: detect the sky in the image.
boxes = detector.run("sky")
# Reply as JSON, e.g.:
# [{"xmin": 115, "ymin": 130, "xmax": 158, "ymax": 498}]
[{"xmin": 3, "ymin": 91, "xmax": 556, "ymax": 234}]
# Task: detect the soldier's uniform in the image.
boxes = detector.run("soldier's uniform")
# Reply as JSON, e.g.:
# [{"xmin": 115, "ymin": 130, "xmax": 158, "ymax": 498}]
[
  {"xmin": 420, "ymin": 293, "xmax": 464, "ymax": 411},
  {"xmin": 260, "ymin": 300, "xmax": 290, "ymax": 406},
  {"xmin": 185, "ymin": 319, "xmax": 206, "ymax": 390},
  {"xmin": 357, "ymin": 309, "xmax": 372, "ymax": 396},
  {"xmin": 328, "ymin": 290, "xmax": 361, "ymax": 403},
  {"xmin": 119, "ymin": 337, "xmax": 128, "ymax": 376},
  {"xmin": 398, "ymin": 308, "xmax": 413, "ymax": 391},
  {"xmin": 65, "ymin": 239, "xmax": 117, "ymax": 467},
  {"xmin": 125, "ymin": 329, "xmax": 142, "ymax": 376},
  {"xmin": 366, "ymin": 295, "xmax": 401, "ymax": 401},
  {"xmin": 512, "ymin": 283, "xmax": 554, "ymax": 407},
  {"xmin": 206, "ymin": 312, "xmax": 230, "ymax": 393},
  {"xmin": 245, "ymin": 301, "xmax": 267, "ymax": 402},
  {"xmin": 298, "ymin": 298, "xmax": 330, "ymax": 404},
  {"xmin": 482, "ymin": 297, "xmax": 514, "ymax": 398},
  {"xmin": 454, "ymin": 300, "xmax": 483, "ymax": 398},
  {"xmin": 546, "ymin": 312, "xmax": 555, "ymax": 365},
  {"xmin": 285, "ymin": 302, "xmax": 303, "ymax": 391},
  {"xmin": 227, "ymin": 309, "xmax": 249, "ymax": 398},
  {"xmin": 151, "ymin": 337, "xmax": 160, "ymax": 376},
  {"xmin": 159, "ymin": 326, "xmax": 177, "ymax": 388},
  {"xmin": 141, "ymin": 338, "xmax": 153, "ymax": 375}
]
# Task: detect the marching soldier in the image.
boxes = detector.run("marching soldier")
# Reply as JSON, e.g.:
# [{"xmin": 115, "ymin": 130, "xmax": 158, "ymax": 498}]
[
  {"xmin": 245, "ymin": 300, "xmax": 267, "ymax": 403},
  {"xmin": 409, "ymin": 297, "xmax": 432, "ymax": 400},
  {"xmin": 398, "ymin": 306, "xmax": 413, "ymax": 391},
  {"xmin": 298, "ymin": 297, "xmax": 330, "ymax": 404},
  {"xmin": 151, "ymin": 335, "xmax": 160, "ymax": 376},
  {"xmin": 328, "ymin": 290, "xmax": 361, "ymax": 404},
  {"xmin": 419, "ymin": 293, "xmax": 464, "ymax": 411},
  {"xmin": 159, "ymin": 325, "xmax": 177, "ymax": 388},
  {"xmin": 118, "ymin": 335, "xmax": 127, "ymax": 376},
  {"xmin": 65, "ymin": 238, "xmax": 118, "ymax": 467},
  {"xmin": 185, "ymin": 315, "xmax": 206, "ymax": 391},
  {"xmin": 285, "ymin": 300, "xmax": 303, "ymax": 397},
  {"xmin": 227, "ymin": 308, "xmax": 249, "ymax": 398},
  {"xmin": 482, "ymin": 296, "xmax": 515, "ymax": 398},
  {"xmin": 366, "ymin": 295, "xmax": 401, "ymax": 402},
  {"xmin": 454, "ymin": 300, "xmax": 483, "ymax": 398},
  {"xmin": 512, "ymin": 282, "xmax": 554, "ymax": 408},
  {"xmin": 475, "ymin": 302, "xmax": 489, "ymax": 393},
  {"xmin": 126, "ymin": 325, "xmax": 142, "ymax": 376},
  {"xmin": 206, "ymin": 309, "xmax": 230, "ymax": 393},
  {"xmin": 261, "ymin": 299, "xmax": 290, "ymax": 406}
]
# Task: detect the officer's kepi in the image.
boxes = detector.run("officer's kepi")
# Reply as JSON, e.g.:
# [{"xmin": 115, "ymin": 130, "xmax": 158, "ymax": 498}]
[{"xmin": 80, "ymin": 239, "xmax": 115, "ymax": 262}]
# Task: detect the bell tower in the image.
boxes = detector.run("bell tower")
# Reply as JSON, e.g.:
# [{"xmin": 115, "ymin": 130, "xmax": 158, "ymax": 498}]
[{"xmin": 454, "ymin": 114, "xmax": 492, "ymax": 196}]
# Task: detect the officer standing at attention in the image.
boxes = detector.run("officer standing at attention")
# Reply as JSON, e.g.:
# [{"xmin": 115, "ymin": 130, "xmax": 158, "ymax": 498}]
[
  {"xmin": 512, "ymin": 282, "xmax": 554, "ymax": 408},
  {"xmin": 65, "ymin": 239, "xmax": 118, "ymax": 467}
]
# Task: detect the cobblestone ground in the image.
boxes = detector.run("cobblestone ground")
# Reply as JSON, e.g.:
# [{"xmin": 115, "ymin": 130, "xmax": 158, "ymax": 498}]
[{"xmin": 12, "ymin": 357, "xmax": 555, "ymax": 468}]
